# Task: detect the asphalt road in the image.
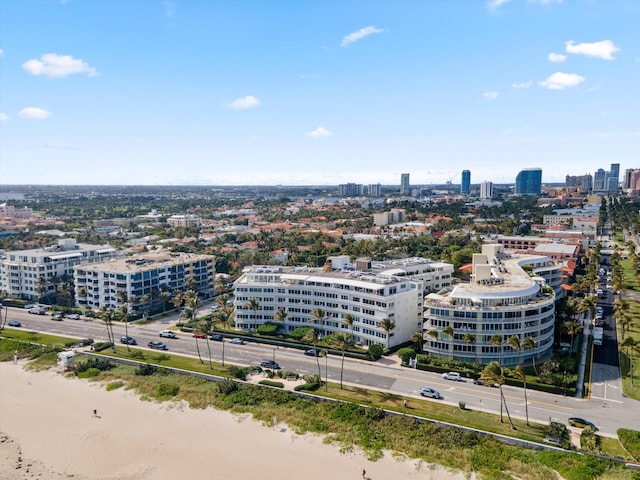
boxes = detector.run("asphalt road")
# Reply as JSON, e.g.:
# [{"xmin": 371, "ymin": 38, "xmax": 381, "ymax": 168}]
[{"xmin": 2, "ymin": 305, "xmax": 639, "ymax": 437}]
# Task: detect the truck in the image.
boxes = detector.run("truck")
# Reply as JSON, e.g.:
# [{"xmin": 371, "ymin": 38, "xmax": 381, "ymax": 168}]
[{"xmin": 593, "ymin": 327, "xmax": 604, "ymax": 346}]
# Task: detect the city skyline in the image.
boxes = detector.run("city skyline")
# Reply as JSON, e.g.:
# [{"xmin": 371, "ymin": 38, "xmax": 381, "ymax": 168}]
[{"xmin": 1, "ymin": 0, "xmax": 638, "ymax": 186}]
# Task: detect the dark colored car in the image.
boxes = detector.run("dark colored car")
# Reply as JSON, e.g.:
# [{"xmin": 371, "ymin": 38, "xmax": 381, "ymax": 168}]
[
  {"xmin": 8, "ymin": 320, "xmax": 22, "ymax": 327},
  {"xmin": 148, "ymin": 341, "xmax": 168, "ymax": 350},
  {"xmin": 210, "ymin": 334, "xmax": 223, "ymax": 341},
  {"xmin": 120, "ymin": 336, "xmax": 137, "ymax": 345},
  {"xmin": 304, "ymin": 349, "xmax": 319, "ymax": 357},
  {"xmin": 568, "ymin": 417, "xmax": 597, "ymax": 430},
  {"xmin": 260, "ymin": 360, "xmax": 281, "ymax": 369},
  {"xmin": 473, "ymin": 378, "xmax": 498, "ymax": 388}
]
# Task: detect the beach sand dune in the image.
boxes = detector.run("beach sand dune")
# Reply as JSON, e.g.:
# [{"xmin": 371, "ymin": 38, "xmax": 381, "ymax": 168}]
[{"xmin": 0, "ymin": 361, "xmax": 470, "ymax": 479}]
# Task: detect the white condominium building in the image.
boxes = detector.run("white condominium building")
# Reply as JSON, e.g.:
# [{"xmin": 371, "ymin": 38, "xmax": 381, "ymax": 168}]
[
  {"xmin": 74, "ymin": 250, "xmax": 215, "ymax": 313},
  {"xmin": 233, "ymin": 261, "xmax": 423, "ymax": 348},
  {"xmin": 424, "ymin": 244, "xmax": 556, "ymax": 366},
  {"xmin": 0, "ymin": 239, "xmax": 118, "ymax": 301}
]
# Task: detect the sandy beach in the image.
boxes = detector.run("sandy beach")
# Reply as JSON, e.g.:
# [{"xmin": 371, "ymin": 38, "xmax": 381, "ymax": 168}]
[{"xmin": 0, "ymin": 361, "xmax": 471, "ymax": 480}]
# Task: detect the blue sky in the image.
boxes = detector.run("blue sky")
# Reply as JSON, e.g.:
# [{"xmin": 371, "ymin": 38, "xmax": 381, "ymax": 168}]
[{"xmin": 1, "ymin": 0, "xmax": 638, "ymax": 186}]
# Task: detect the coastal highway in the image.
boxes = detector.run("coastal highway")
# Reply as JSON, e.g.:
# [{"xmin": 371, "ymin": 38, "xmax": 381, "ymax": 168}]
[{"xmin": 2, "ymin": 306, "xmax": 637, "ymax": 437}]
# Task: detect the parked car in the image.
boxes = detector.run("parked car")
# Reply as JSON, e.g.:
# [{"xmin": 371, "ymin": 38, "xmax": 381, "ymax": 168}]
[
  {"xmin": 568, "ymin": 417, "xmax": 597, "ymax": 430},
  {"xmin": 260, "ymin": 360, "xmax": 281, "ymax": 369},
  {"xmin": 209, "ymin": 333, "xmax": 223, "ymax": 341},
  {"xmin": 7, "ymin": 320, "xmax": 22, "ymax": 327},
  {"xmin": 230, "ymin": 338, "xmax": 244, "ymax": 345},
  {"xmin": 159, "ymin": 330, "xmax": 177, "ymax": 339},
  {"xmin": 304, "ymin": 349, "xmax": 319, "ymax": 357},
  {"xmin": 473, "ymin": 378, "xmax": 498, "ymax": 388},
  {"xmin": 28, "ymin": 307, "xmax": 45, "ymax": 315},
  {"xmin": 51, "ymin": 312, "xmax": 64, "ymax": 321},
  {"xmin": 148, "ymin": 341, "xmax": 168, "ymax": 350},
  {"xmin": 193, "ymin": 333, "xmax": 207, "ymax": 339},
  {"xmin": 67, "ymin": 313, "xmax": 80, "ymax": 320},
  {"xmin": 120, "ymin": 336, "xmax": 137, "ymax": 345},
  {"xmin": 419, "ymin": 387, "xmax": 441, "ymax": 399},
  {"xmin": 442, "ymin": 372, "xmax": 462, "ymax": 381}
]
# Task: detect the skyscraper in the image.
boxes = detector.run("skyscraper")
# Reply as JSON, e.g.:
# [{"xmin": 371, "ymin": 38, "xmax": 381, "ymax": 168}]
[
  {"xmin": 461, "ymin": 170, "xmax": 471, "ymax": 195},
  {"xmin": 480, "ymin": 181, "xmax": 493, "ymax": 199},
  {"xmin": 400, "ymin": 173, "xmax": 410, "ymax": 196},
  {"xmin": 606, "ymin": 163, "xmax": 620, "ymax": 192},
  {"xmin": 514, "ymin": 168, "xmax": 542, "ymax": 196}
]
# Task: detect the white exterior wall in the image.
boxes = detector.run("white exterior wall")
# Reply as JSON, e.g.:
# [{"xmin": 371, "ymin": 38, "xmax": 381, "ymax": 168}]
[{"xmin": 233, "ymin": 266, "xmax": 422, "ymax": 348}]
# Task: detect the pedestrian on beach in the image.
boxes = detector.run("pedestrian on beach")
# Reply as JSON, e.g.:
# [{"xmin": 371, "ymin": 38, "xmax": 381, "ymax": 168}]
[
  {"xmin": 361, "ymin": 467, "xmax": 366, "ymax": 478},
  {"xmin": 93, "ymin": 409, "xmax": 98, "ymax": 417}
]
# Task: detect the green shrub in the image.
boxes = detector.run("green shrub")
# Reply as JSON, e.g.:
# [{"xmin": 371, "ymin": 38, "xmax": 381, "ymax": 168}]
[
  {"xmin": 80, "ymin": 338, "xmax": 94, "ymax": 346},
  {"xmin": 106, "ymin": 380, "xmax": 124, "ymax": 391},
  {"xmin": 136, "ymin": 363, "xmax": 157, "ymax": 376},
  {"xmin": 129, "ymin": 350, "xmax": 145, "ymax": 359},
  {"xmin": 294, "ymin": 381, "xmax": 319, "ymax": 392},
  {"xmin": 368, "ymin": 344, "xmax": 384, "ymax": 360},
  {"xmin": 258, "ymin": 380, "xmax": 284, "ymax": 388},
  {"xmin": 156, "ymin": 382, "xmax": 179, "ymax": 397},
  {"xmin": 76, "ymin": 358, "xmax": 115, "ymax": 373},
  {"xmin": 217, "ymin": 379, "xmax": 239, "ymax": 394},
  {"xmin": 77, "ymin": 367, "xmax": 101, "ymax": 378},
  {"xmin": 619, "ymin": 428, "xmax": 640, "ymax": 460},
  {"xmin": 289, "ymin": 326, "xmax": 312, "ymax": 341},
  {"xmin": 93, "ymin": 342, "xmax": 113, "ymax": 352},
  {"xmin": 281, "ymin": 371, "xmax": 299, "ymax": 379},
  {"xmin": 229, "ymin": 366, "xmax": 248, "ymax": 380},
  {"xmin": 257, "ymin": 322, "xmax": 279, "ymax": 335},
  {"xmin": 397, "ymin": 347, "xmax": 416, "ymax": 365},
  {"xmin": 180, "ymin": 326, "xmax": 194, "ymax": 333}
]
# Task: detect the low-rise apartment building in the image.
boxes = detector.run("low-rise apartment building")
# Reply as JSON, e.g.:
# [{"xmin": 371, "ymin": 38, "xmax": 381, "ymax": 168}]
[
  {"xmin": 233, "ymin": 259, "xmax": 424, "ymax": 348},
  {"xmin": 0, "ymin": 239, "xmax": 118, "ymax": 301},
  {"xmin": 423, "ymin": 244, "xmax": 556, "ymax": 366},
  {"xmin": 74, "ymin": 250, "xmax": 215, "ymax": 313}
]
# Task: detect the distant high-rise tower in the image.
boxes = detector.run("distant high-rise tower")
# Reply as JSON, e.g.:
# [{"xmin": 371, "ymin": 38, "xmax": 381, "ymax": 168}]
[
  {"xmin": 461, "ymin": 170, "xmax": 471, "ymax": 195},
  {"xmin": 367, "ymin": 183, "xmax": 381, "ymax": 197},
  {"xmin": 480, "ymin": 181, "xmax": 493, "ymax": 199},
  {"xmin": 515, "ymin": 168, "xmax": 542, "ymax": 196},
  {"xmin": 593, "ymin": 169, "xmax": 606, "ymax": 192},
  {"xmin": 606, "ymin": 163, "xmax": 620, "ymax": 192},
  {"xmin": 400, "ymin": 173, "xmax": 410, "ymax": 196}
]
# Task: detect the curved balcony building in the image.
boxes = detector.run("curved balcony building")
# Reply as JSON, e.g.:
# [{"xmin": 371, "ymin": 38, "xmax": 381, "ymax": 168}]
[{"xmin": 424, "ymin": 244, "xmax": 556, "ymax": 366}]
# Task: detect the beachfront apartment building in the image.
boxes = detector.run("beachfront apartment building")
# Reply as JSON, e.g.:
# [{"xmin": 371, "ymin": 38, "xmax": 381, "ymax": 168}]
[
  {"xmin": 423, "ymin": 244, "xmax": 556, "ymax": 366},
  {"xmin": 73, "ymin": 250, "xmax": 215, "ymax": 314},
  {"xmin": 233, "ymin": 258, "xmax": 424, "ymax": 348},
  {"xmin": 0, "ymin": 239, "xmax": 119, "ymax": 301}
]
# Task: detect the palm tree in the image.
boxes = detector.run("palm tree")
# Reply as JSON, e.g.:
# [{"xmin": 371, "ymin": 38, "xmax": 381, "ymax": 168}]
[
  {"xmin": 245, "ymin": 297, "xmax": 260, "ymax": 330},
  {"xmin": 326, "ymin": 332, "xmax": 353, "ymax": 389},
  {"xmin": 380, "ymin": 317, "xmax": 396, "ymax": 349},
  {"xmin": 442, "ymin": 325, "xmax": 454, "ymax": 358},
  {"xmin": 522, "ymin": 337, "xmax": 538, "ymax": 377},
  {"xmin": 411, "ymin": 331, "xmax": 424, "ymax": 353},
  {"xmin": 614, "ymin": 298, "xmax": 632, "ymax": 339},
  {"xmin": 98, "ymin": 306, "xmax": 117, "ymax": 353},
  {"xmin": 182, "ymin": 290, "xmax": 203, "ymax": 362},
  {"xmin": 563, "ymin": 320, "xmax": 583, "ymax": 351},
  {"xmin": 462, "ymin": 333, "xmax": 477, "ymax": 364},
  {"xmin": 307, "ymin": 308, "xmax": 326, "ymax": 381},
  {"xmin": 171, "ymin": 291, "xmax": 183, "ymax": 312},
  {"xmin": 480, "ymin": 361, "xmax": 516, "ymax": 429},
  {"xmin": 512, "ymin": 365, "xmax": 529, "ymax": 425},
  {"xmin": 274, "ymin": 307, "xmax": 288, "ymax": 334},
  {"xmin": 621, "ymin": 336, "xmax": 637, "ymax": 387},
  {"xmin": 507, "ymin": 335, "xmax": 522, "ymax": 364},
  {"xmin": 578, "ymin": 295, "xmax": 597, "ymax": 322},
  {"xmin": 489, "ymin": 333, "xmax": 504, "ymax": 364},
  {"xmin": 119, "ymin": 304, "xmax": 130, "ymax": 352},
  {"xmin": 197, "ymin": 318, "xmax": 214, "ymax": 370},
  {"xmin": 343, "ymin": 313, "xmax": 355, "ymax": 333}
]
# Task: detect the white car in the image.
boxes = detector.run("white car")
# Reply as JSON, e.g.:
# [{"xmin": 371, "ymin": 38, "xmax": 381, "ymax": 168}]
[
  {"xmin": 159, "ymin": 330, "xmax": 177, "ymax": 339},
  {"xmin": 442, "ymin": 372, "xmax": 462, "ymax": 381},
  {"xmin": 419, "ymin": 387, "xmax": 442, "ymax": 399}
]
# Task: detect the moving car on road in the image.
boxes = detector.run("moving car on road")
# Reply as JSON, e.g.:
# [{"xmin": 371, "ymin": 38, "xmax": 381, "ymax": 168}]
[
  {"xmin": 120, "ymin": 336, "xmax": 137, "ymax": 345},
  {"xmin": 419, "ymin": 387, "xmax": 441, "ymax": 399},
  {"xmin": 209, "ymin": 334, "xmax": 223, "ymax": 341},
  {"xmin": 442, "ymin": 372, "xmax": 462, "ymax": 381},
  {"xmin": 8, "ymin": 320, "xmax": 22, "ymax": 327},
  {"xmin": 193, "ymin": 333, "xmax": 207, "ymax": 339},
  {"xmin": 159, "ymin": 330, "xmax": 177, "ymax": 339},
  {"xmin": 260, "ymin": 360, "xmax": 280, "ymax": 369},
  {"xmin": 568, "ymin": 417, "xmax": 597, "ymax": 430},
  {"xmin": 148, "ymin": 341, "xmax": 168, "ymax": 350},
  {"xmin": 67, "ymin": 313, "xmax": 80, "ymax": 320},
  {"xmin": 304, "ymin": 349, "xmax": 319, "ymax": 357},
  {"xmin": 230, "ymin": 338, "xmax": 244, "ymax": 345}
]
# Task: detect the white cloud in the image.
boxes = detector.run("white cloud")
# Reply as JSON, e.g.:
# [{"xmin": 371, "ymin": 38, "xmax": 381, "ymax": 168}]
[
  {"xmin": 162, "ymin": 1, "xmax": 176, "ymax": 18},
  {"xmin": 538, "ymin": 72, "xmax": 585, "ymax": 90},
  {"xmin": 18, "ymin": 107, "xmax": 52, "ymax": 119},
  {"xmin": 305, "ymin": 127, "xmax": 332, "ymax": 138},
  {"xmin": 0, "ymin": 113, "xmax": 9, "ymax": 121},
  {"xmin": 512, "ymin": 81, "xmax": 532, "ymax": 88},
  {"xmin": 565, "ymin": 40, "xmax": 620, "ymax": 60},
  {"xmin": 0, "ymin": 49, "xmax": 4, "ymax": 57},
  {"xmin": 22, "ymin": 53, "xmax": 98, "ymax": 78},
  {"xmin": 228, "ymin": 95, "xmax": 260, "ymax": 110},
  {"xmin": 548, "ymin": 52, "xmax": 567, "ymax": 63},
  {"xmin": 483, "ymin": 91, "xmax": 499, "ymax": 100},
  {"xmin": 487, "ymin": 0, "xmax": 512, "ymax": 9},
  {"xmin": 529, "ymin": 0, "xmax": 563, "ymax": 4},
  {"xmin": 341, "ymin": 26, "xmax": 383, "ymax": 47}
]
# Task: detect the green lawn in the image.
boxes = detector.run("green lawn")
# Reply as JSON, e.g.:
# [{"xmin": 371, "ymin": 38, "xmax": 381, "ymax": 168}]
[{"xmin": 618, "ymin": 258, "xmax": 640, "ymax": 401}]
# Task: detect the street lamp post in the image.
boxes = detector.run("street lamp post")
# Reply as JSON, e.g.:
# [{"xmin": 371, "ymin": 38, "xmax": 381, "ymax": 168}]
[{"xmin": 324, "ymin": 349, "xmax": 328, "ymax": 392}]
